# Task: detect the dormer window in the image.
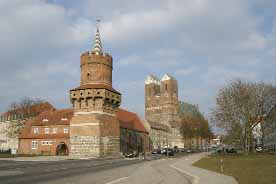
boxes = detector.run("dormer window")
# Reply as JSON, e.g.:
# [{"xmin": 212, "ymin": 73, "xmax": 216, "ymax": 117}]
[
  {"xmin": 43, "ymin": 118, "xmax": 48, "ymax": 122},
  {"xmin": 61, "ymin": 118, "xmax": 67, "ymax": 121}
]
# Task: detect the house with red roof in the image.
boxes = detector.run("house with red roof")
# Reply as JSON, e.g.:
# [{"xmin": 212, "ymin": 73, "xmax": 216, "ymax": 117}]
[{"xmin": 18, "ymin": 108, "xmax": 149, "ymax": 156}]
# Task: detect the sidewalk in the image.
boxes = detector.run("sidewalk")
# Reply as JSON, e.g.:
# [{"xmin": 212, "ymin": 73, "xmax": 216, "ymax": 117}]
[
  {"xmin": 170, "ymin": 153, "xmax": 238, "ymax": 184},
  {"xmin": 0, "ymin": 154, "xmax": 126, "ymax": 161}
]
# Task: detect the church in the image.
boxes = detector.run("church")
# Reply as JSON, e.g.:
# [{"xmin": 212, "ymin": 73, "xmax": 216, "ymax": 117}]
[{"xmin": 143, "ymin": 74, "xmax": 183, "ymax": 149}]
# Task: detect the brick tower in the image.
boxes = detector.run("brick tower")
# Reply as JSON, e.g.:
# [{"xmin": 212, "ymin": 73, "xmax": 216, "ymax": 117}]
[
  {"xmin": 145, "ymin": 75, "xmax": 162, "ymax": 123},
  {"xmin": 69, "ymin": 21, "xmax": 121, "ymax": 157},
  {"xmin": 160, "ymin": 74, "xmax": 179, "ymax": 126},
  {"xmin": 145, "ymin": 74, "xmax": 179, "ymax": 126}
]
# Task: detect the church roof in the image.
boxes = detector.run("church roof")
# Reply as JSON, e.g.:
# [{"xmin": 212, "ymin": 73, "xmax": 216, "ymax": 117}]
[
  {"xmin": 161, "ymin": 74, "xmax": 175, "ymax": 81},
  {"xmin": 145, "ymin": 75, "xmax": 160, "ymax": 85}
]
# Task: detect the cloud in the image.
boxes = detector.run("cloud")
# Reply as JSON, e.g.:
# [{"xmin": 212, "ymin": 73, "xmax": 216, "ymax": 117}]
[
  {"xmin": 1, "ymin": 0, "xmax": 276, "ymax": 121},
  {"xmin": 176, "ymin": 67, "xmax": 197, "ymax": 76}
]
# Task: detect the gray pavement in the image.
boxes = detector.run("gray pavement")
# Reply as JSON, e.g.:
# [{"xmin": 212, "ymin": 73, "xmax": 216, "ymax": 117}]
[
  {"xmin": 0, "ymin": 153, "xmax": 239, "ymax": 184},
  {"xmin": 171, "ymin": 153, "xmax": 239, "ymax": 184}
]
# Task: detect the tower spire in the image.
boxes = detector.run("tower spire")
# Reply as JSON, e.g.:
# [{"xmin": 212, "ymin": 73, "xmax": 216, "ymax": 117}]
[{"xmin": 92, "ymin": 19, "xmax": 103, "ymax": 54}]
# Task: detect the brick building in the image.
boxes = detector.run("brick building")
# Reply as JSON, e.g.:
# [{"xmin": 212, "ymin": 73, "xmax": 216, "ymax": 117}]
[
  {"xmin": 117, "ymin": 109, "xmax": 149, "ymax": 155},
  {"xmin": 18, "ymin": 109, "xmax": 72, "ymax": 155},
  {"xmin": 144, "ymin": 74, "xmax": 183, "ymax": 149},
  {"xmin": 18, "ymin": 108, "xmax": 149, "ymax": 156}
]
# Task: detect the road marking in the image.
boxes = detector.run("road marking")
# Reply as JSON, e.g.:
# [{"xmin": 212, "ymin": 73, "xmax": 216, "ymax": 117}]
[
  {"xmin": 105, "ymin": 177, "xmax": 129, "ymax": 184},
  {"xmin": 170, "ymin": 164, "xmax": 200, "ymax": 184}
]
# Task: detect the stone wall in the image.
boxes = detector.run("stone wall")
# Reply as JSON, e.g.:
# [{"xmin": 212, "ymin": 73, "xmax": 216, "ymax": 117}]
[{"xmin": 69, "ymin": 112, "xmax": 120, "ymax": 157}]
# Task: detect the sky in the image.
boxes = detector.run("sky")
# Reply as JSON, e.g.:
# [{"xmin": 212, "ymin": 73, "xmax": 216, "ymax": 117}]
[{"xmin": 0, "ymin": 0, "xmax": 276, "ymax": 120}]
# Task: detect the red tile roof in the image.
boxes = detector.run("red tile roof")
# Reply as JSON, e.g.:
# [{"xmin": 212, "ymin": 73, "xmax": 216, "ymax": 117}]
[
  {"xmin": 19, "ymin": 108, "xmax": 148, "ymax": 139},
  {"xmin": 117, "ymin": 109, "xmax": 148, "ymax": 133},
  {"xmin": 30, "ymin": 109, "xmax": 74, "ymax": 126},
  {"xmin": 19, "ymin": 109, "xmax": 73, "ymax": 139},
  {"xmin": 71, "ymin": 83, "xmax": 120, "ymax": 94}
]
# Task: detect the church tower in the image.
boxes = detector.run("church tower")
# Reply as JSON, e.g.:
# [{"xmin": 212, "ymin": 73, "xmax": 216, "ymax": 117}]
[
  {"xmin": 145, "ymin": 75, "xmax": 161, "ymax": 123},
  {"xmin": 160, "ymin": 74, "xmax": 179, "ymax": 125},
  {"xmin": 69, "ymin": 21, "xmax": 121, "ymax": 157}
]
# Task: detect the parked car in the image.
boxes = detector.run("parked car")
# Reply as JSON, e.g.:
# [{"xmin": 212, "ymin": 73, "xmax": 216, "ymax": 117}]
[
  {"xmin": 173, "ymin": 146, "xmax": 180, "ymax": 153},
  {"xmin": 152, "ymin": 149, "xmax": 161, "ymax": 154},
  {"xmin": 186, "ymin": 149, "xmax": 193, "ymax": 153},
  {"xmin": 125, "ymin": 151, "xmax": 139, "ymax": 158},
  {"xmin": 226, "ymin": 147, "xmax": 237, "ymax": 154},
  {"xmin": 256, "ymin": 147, "xmax": 263, "ymax": 152},
  {"xmin": 162, "ymin": 148, "xmax": 175, "ymax": 156}
]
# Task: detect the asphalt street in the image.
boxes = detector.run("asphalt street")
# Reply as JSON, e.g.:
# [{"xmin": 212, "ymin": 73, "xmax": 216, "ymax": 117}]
[{"xmin": 0, "ymin": 155, "xmax": 190, "ymax": 184}]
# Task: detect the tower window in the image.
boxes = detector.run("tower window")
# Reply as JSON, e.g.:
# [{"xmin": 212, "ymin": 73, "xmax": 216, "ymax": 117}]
[
  {"xmin": 87, "ymin": 73, "xmax": 90, "ymax": 77},
  {"xmin": 165, "ymin": 84, "xmax": 168, "ymax": 91}
]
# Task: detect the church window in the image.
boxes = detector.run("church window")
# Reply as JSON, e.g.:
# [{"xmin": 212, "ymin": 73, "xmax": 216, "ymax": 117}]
[{"xmin": 165, "ymin": 84, "xmax": 168, "ymax": 91}]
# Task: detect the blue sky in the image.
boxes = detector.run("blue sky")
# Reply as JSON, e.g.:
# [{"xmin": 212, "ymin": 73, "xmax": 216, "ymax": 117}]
[{"xmin": 0, "ymin": 0, "xmax": 276, "ymax": 120}]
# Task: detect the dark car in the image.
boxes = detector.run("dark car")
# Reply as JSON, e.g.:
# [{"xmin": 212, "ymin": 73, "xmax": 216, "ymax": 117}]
[
  {"xmin": 226, "ymin": 147, "xmax": 237, "ymax": 153},
  {"xmin": 162, "ymin": 148, "xmax": 175, "ymax": 156},
  {"xmin": 173, "ymin": 146, "xmax": 180, "ymax": 153},
  {"xmin": 152, "ymin": 149, "xmax": 161, "ymax": 154},
  {"xmin": 125, "ymin": 151, "xmax": 139, "ymax": 158}
]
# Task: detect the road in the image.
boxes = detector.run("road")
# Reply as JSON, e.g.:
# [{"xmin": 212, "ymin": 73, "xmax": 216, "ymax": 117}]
[{"xmin": 0, "ymin": 155, "xmax": 191, "ymax": 184}]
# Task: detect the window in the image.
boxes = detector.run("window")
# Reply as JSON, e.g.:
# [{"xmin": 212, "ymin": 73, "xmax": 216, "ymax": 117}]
[
  {"xmin": 41, "ymin": 141, "xmax": 52, "ymax": 145},
  {"xmin": 52, "ymin": 128, "xmax": 58, "ymax": 134},
  {"xmin": 64, "ymin": 127, "xmax": 69, "ymax": 134},
  {"xmin": 63, "ymin": 127, "xmax": 69, "ymax": 133},
  {"xmin": 33, "ymin": 127, "xmax": 39, "ymax": 134},
  {"xmin": 45, "ymin": 128, "xmax": 49, "ymax": 134},
  {"xmin": 31, "ymin": 141, "xmax": 38, "ymax": 149}
]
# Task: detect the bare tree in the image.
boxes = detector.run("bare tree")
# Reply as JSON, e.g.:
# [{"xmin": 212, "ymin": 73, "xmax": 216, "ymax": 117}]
[
  {"xmin": 5, "ymin": 97, "xmax": 46, "ymax": 139},
  {"xmin": 211, "ymin": 79, "xmax": 276, "ymax": 152}
]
